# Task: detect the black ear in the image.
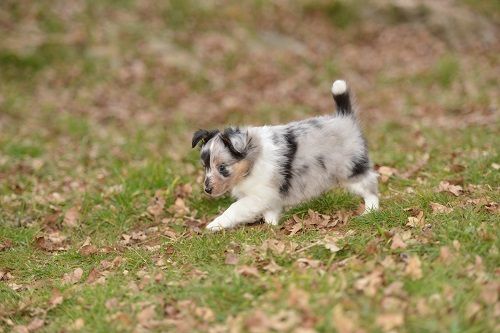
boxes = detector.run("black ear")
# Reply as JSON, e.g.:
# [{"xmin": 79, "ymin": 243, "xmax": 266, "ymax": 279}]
[
  {"xmin": 191, "ymin": 129, "xmax": 219, "ymax": 148},
  {"xmin": 220, "ymin": 130, "xmax": 246, "ymax": 159}
]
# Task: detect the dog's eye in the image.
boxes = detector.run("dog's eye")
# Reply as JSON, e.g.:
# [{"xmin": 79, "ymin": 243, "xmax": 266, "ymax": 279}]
[{"xmin": 218, "ymin": 164, "xmax": 229, "ymax": 177}]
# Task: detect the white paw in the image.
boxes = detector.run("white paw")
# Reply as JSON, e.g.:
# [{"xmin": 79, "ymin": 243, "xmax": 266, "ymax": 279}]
[
  {"xmin": 206, "ymin": 217, "xmax": 231, "ymax": 232},
  {"xmin": 263, "ymin": 210, "xmax": 281, "ymax": 226},
  {"xmin": 363, "ymin": 196, "xmax": 379, "ymax": 214}
]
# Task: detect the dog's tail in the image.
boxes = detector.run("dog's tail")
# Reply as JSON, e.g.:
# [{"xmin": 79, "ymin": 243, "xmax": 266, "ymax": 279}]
[{"xmin": 331, "ymin": 80, "xmax": 352, "ymax": 116}]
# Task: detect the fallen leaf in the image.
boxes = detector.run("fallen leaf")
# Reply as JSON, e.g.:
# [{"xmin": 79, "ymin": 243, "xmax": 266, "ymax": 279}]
[
  {"xmin": 332, "ymin": 305, "xmax": 360, "ymax": 333},
  {"xmin": 27, "ymin": 318, "xmax": 44, "ymax": 332},
  {"xmin": 405, "ymin": 255, "xmax": 422, "ymax": 280},
  {"xmin": 430, "ymin": 202, "xmax": 453, "ymax": 214},
  {"xmin": 147, "ymin": 190, "xmax": 165, "ymax": 217},
  {"xmin": 323, "ymin": 236, "xmax": 342, "ymax": 253},
  {"xmin": 0, "ymin": 238, "xmax": 13, "ymax": 251},
  {"xmin": 390, "ymin": 233, "xmax": 407, "ymax": 250},
  {"xmin": 170, "ymin": 197, "xmax": 188, "ymax": 216},
  {"xmin": 376, "ymin": 312, "xmax": 404, "ymax": 331},
  {"xmin": 13, "ymin": 326, "xmax": 29, "ymax": 333},
  {"xmin": 49, "ymin": 289, "xmax": 63, "ymax": 309},
  {"xmin": 71, "ymin": 318, "xmax": 85, "ymax": 330},
  {"xmin": 439, "ymin": 246, "xmax": 453, "ymax": 263},
  {"xmin": 236, "ymin": 265, "xmax": 259, "ymax": 277},
  {"xmin": 406, "ymin": 210, "xmax": 425, "ymax": 228},
  {"xmin": 261, "ymin": 239, "xmax": 286, "ymax": 255},
  {"xmin": 63, "ymin": 207, "xmax": 79, "ymax": 228},
  {"xmin": 34, "ymin": 232, "xmax": 69, "ymax": 252},
  {"xmin": 377, "ymin": 166, "xmax": 398, "ymax": 182},
  {"xmin": 289, "ymin": 223, "xmax": 303, "ymax": 236},
  {"xmin": 79, "ymin": 244, "xmax": 97, "ymax": 256},
  {"xmin": 296, "ymin": 258, "xmax": 322, "ymax": 269},
  {"xmin": 174, "ymin": 183, "xmax": 192, "ymax": 198},
  {"xmin": 62, "ymin": 268, "xmax": 83, "ymax": 285},
  {"xmin": 224, "ymin": 252, "xmax": 239, "ymax": 265},
  {"xmin": 465, "ymin": 302, "xmax": 481, "ymax": 320},
  {"xmin": 480, "ymin": 282, "xmax": 498, "ymax": 305},
  {"xmin": 263, "ymin": 259, "xmax": 282, "ymax": 274},
  {"xmin": 137, "ymin": 305, "xmax": 156, "ymax": 328},
  {"xmin": 8, "ymin": 282, "xmax": 24, "ymax": 291},
  {"xmin": 355, "ymin": 269, "xmax": 383, "ymax": 297},
  {"xmin": 437, "ymin": 181, "xmax": 463, "ymax": 196}
]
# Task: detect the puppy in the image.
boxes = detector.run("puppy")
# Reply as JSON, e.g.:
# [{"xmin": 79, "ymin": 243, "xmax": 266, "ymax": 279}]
[{"xmin": 192, "ymin": 80, "xmax": 379, "ymax": 231}]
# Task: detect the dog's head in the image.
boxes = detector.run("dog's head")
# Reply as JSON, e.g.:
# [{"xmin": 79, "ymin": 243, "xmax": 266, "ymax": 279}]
[{"xmin": 192, "ymin": 127, "xmax": 256, "ymax": 197}]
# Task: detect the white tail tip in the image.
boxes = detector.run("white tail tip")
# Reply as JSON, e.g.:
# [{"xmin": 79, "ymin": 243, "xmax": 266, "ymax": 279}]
[{"xmin": 331, "ymin": 80, "xmax": 347, "ymax": 95}]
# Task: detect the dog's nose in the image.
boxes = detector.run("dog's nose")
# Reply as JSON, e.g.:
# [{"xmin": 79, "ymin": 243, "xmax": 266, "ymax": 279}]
[{"xmin": 204, "ymin": 186, "xmax": 213, "ymax": 194}]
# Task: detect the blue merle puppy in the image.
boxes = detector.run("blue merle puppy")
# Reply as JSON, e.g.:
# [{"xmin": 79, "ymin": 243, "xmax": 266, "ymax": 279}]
[{"xmin": 192, "ymin": 80, "xmax": 379, "ymax": 231}]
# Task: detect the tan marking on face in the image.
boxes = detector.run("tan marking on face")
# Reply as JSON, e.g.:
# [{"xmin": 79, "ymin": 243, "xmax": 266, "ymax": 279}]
[{"xmin": 208, "ymin": 159, "xmax": 251, "ymax": 197}]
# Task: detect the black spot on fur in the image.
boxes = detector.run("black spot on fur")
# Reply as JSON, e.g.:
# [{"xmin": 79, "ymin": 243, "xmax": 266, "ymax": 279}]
[
  {"xmin": 279, "ymin": 129, "xmax": 298, "ymax": 195},
  {"xmin": 297, "ymin": 164, "xmax": 309, "ymax": 174},
  {"xmin": 350, "ymin": 154, "xmax": 369, "ymax": 177},
  {"xmin": 316, "ymin": 155, "xmax": 326, "ymax": 170}
]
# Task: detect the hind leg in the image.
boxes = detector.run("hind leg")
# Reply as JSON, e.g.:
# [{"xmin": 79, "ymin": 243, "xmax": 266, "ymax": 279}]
[{"xmin": 344, "ymin": 170, "xmax": 379, "ymax": 213}]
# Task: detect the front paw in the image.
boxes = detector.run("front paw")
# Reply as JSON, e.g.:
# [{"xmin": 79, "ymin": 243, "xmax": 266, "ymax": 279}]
[{"xmin": 206, "ymin": 217, "xmax": 231, "ymax": 232}]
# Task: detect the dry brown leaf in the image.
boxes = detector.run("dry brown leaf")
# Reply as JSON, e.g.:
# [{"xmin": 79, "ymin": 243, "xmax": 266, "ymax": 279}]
[
  {"xmin": 224, "ymin": 252, "xmax": 239, "ymax": 265},
  {"xmin": 480, "ymin": 282, "xmax": 498, "ymax": 305},
  {"xmin": 406, "ymin": 210, "xmax": 425, "ymax": 228},
  {"xmin": 430, "ymin": 202, "xmax": 453, "ymax": 214},
  {"xmin": 332, "ymin": 305, "xmax": 360, "ymax": 333},
  {"xmin": 437, "ymin": 181, "xmax": 463, "ymax": 196},
  {"xmin": 390, "ymin": 233, "xmax": 407, "ymax": 250},
  {"xmin": 376, "ymin": 312, "xmax": 404, "ymax": 331},
  {"xmin": 0, "ymin": 238, "xmax": 13, "ymax": 251},
  {"xmin": 377, "ymin": 166, "xmax": 398, "ymax": 183},
  {"xmin": 439, "ymin": 246, "xmax": 453, "ymax": 263},
  {"xmin": 263, "ymin": 259, "xmax": 282, "ymax": 274},
  {"xmin": 49, "ymin": 289, "xmax": 63, "ymax": 309},
  {"xmin": 62, "ymin": 267, "xmax": 83, "ymax": 285},
  {"xmin": 465, "ymin": 302, "xmax": 481, "ymax": 320},
  {"xmin": 71, "ymin": 318, "xmax": 85, "ymax": 330},
  {"xmin": 79, "ymin": 244, "xmax": 98, "ymax": 256},
  {"xmin": 296, "ymin": 258, "xmax": 322, "ymax": 269},
  {"xmin": 27, "ymin": 318, "xmax": 44, "ymax": 332},
  {"xmin": 236, "ymin": 265, "xmax": 259, "ymax": 277},
  {"xmin": 261, "ymin": 239, "xmax": 286, "ymax": 255},
  {"xmin": 323, "ymin": 236, "xmax": 342, "ymax": 253},
  {"xmin": 137, "ymin": 305, "xmax": 156, "ymax": 328},
  {"xmin": 355, "ymin": 269, "xmax": 383, "ymax": 297},
  {"xmin": 171, "ymin": 197, "xmax": 189, "ymax": 216},
  {"xmin": 147, "ymin": 190, "xmax": 165, "ymax": 217},
  {"xmin": 63, "ymin": 207, "xmax": 79, "ymax": 228},
  {"xmin": 34, "ymin": 232, "xmax": 69, "ymax": 252},
  {"xmin": 289, "ymin": 223, "xmax": 303, "ymax": 236},
  {"xmin": 174, "ymin": 183, "xmax": 192, "ymax": 198},
  {"xmin": 405, "ymin": 255, "xmax": 422, "ymax": 280}
]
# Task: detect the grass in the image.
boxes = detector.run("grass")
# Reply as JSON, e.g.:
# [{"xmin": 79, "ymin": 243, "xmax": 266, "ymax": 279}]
[{"xmin": 1, "ymin": 1, "xmax": 499, "ymax": 332}]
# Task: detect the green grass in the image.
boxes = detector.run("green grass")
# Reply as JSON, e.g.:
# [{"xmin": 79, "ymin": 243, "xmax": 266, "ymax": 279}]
[{"xmin": 0, "ymin": 1, "xmax": 499, "ymax": 332}]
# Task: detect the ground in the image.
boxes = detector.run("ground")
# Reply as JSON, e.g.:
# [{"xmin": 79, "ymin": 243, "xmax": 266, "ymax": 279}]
[{"xmin": 0, "ymin": 1, "xmax": 499, "ymax": 332}]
